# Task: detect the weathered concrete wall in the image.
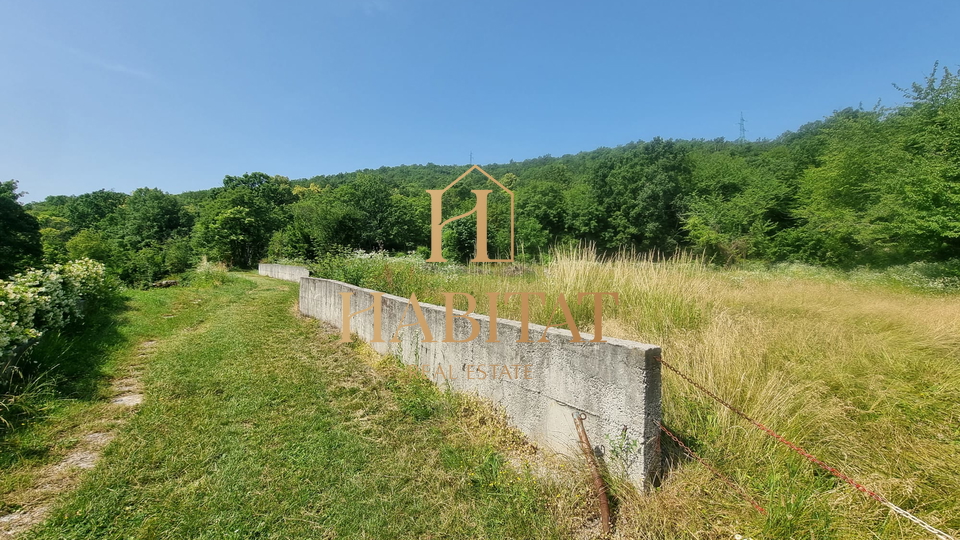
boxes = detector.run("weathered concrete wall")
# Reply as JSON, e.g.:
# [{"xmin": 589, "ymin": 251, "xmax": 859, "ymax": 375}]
[
  {"xmin": 298, "ymin": 277, "xmax": 662, "ymax": 486},
  {"xmin": 258, "ymin": 263, "xmax": 309, "ymax": 283}
]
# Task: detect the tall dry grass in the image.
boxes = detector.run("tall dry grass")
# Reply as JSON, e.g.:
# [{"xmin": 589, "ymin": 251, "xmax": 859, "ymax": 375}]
[{"xmin": 445, "ymin": 246, "xmax": 960, "ymax": 539}]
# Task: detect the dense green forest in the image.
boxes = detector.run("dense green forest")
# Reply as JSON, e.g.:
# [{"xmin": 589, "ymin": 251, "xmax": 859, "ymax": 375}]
[{"xmin": 4, "ymin": 65, "xmax": 959, "ymax": 285}]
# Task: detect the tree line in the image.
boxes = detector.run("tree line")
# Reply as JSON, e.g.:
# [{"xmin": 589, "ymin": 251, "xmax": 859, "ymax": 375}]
[{"xmin": 2, "ymin": 64, "xmax": 958, "ymax": 284}]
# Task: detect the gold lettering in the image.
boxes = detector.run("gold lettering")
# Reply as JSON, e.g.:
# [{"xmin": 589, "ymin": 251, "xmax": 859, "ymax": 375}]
[
  {"xmin": 577, "ymin": 292, "xmax": 619, "ymax": 342},
  {"xmin": 504, "ymin": 292, "xmax": 545, "ymax": 342},
  {"xmin": 486, "ymin": 292, "xmax": 499, "ymax": 342},
  {"xmin": 390, "ymin": 293, "xmax": 436, "ymax": 343},
  {"xmin": 426, "ymin": 189, "xmax": 498, "ymax": 263},
  {"xmin": 426, "ymin": 166, "xmax": 515, "ymax": 263},
  {"xmin": 538, "ymin": 293, "xmax": 583, "ymax": 342},
  {"xmin": 444, "ymin": 293, "xmax": 480, "ymax": 343},
  {"xmin": 339, "ymin": 291, "xmax": 384, "ymax": 343}
]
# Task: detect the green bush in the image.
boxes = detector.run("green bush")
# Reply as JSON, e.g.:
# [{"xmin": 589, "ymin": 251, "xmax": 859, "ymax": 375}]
[
  {"xmin": 181, "ymin": 259, "xmax": 234, "ymax": 287},
  {"xmin": 0, "ymin": 258, "xmax": 112, "ymax": 357},
  {"xmin": 309, "ymin": 249, "xmax": 461, "ymax": 300}
]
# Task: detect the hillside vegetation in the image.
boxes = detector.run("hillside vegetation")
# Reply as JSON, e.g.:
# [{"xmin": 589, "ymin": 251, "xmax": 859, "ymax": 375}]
[{"xmin": 4, "ymin": 64, "xmax": 958, "ymax": 286}]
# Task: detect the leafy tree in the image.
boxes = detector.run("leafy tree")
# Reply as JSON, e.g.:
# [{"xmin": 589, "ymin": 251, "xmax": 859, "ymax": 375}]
[
  {"xmin": 590, "ymin": 138, "xmax": 691, "ymax": 252},
  {"xmin": 336, "ymin": 173, "xmax": 395, "ymax": 250},
  {"xmin": 66, "ymin": 229, "xmax": 118, "ymax": 265},
  {"xmin": 0, "ymin": 180, "xmax": 42, "ymax": 277},
  {"xmin": 39, "ymin": 219, "xmax": 72, "ymax": 264},
  {"xmin": 789, "ymin": 71, "xmax": 960, "ymax": 266},
  {"xmin": 516, "ymin": 216, "xmax": 549, "ymax": 259},
  {"xmin": 162, "ymin": 236, "xmax": 194, "ymax": 274},
  {"xmin": 383, "ymin": 193, "xmax": 429, "ymax": 251},
  {"xmin": 683, "ymin": 151, "xmax": 791, "ymax": 262},
  {"xmin": 886, "ymin": 63, "xmax": 960, "ymax": 261},
  {"xmin": 122, "ymin": 187, "xmax": 191, "ymax": 251},
  {"xmin": 25, "ymin": 195, "xmax": 75, "ymax": 265},
  {"xmin": 122, "ymin": 247, "xmax": 165, "ymax": 286},
  {"xmin": 562, "ymin": 183, "xmax": 603, "ymax": 244},
  {"xmin": 64, "ymin": 189, "xmax": 126, "ymax": 230},
  {"xmin": 193, "ymin": 174, "xmax": 291, "ymax": 267},
  {"xmin": 223, "ymin": 173, "xmax": 296, "ymax": 208},
  {"xmin": 517, "ymin": 181, "xmax": 565, "ymax": 239},
  {"xmin": 194, "ymin": 205, "xmax": 259, "ymax": 267},
  {"xmin": 280, "ymin": 188, "xmax": 364, "ymax": 259}
]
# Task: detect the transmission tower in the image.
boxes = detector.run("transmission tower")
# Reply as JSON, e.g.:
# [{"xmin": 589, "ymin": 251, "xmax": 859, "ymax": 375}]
[{"xmin": 736, "ymin": 112, "xmax": 747, "ymax": 144}]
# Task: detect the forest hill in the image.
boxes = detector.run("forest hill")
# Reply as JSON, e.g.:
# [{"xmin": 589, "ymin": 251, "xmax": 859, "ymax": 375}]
[{"xmin": 337, "ymin": 291, "xmax": 619, "ymax": 344}]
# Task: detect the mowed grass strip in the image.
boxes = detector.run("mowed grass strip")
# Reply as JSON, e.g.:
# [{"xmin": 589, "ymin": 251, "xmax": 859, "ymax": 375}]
[
  {"xmin": 1, "ymin": 271, "xmax": 255, "ymax": 516},
  {"xmin": 25, "ymin": 274, "xmax": 571, "ymax": 539}
]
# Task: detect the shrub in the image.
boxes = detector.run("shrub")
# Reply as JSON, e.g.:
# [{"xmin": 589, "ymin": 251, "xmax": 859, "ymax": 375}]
[
  {"xmin": 309, "ymin": 249, "xmax": 462, "ymax": 300},
  {"xmin": 120, "ymin": 247, "xmax": 164, "ymax": 288},
  {"xmin": 181, "ymin": 259, "xmax": 233, "ymax": 287},
  {"xmin": 0, "ymin": 258, "xmax": 111, "ymax": 358}
]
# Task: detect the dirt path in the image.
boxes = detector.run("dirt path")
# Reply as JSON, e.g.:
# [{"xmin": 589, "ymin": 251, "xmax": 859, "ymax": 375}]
[{"xmin": 0, "ymin": 340, "xmax": 154, "ymax": 539}]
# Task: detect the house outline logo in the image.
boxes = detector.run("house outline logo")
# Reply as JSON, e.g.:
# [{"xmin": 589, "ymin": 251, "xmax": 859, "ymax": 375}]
[{"xmin": 426, "ymin": 165, "xmax": 515, "ymax": 263}]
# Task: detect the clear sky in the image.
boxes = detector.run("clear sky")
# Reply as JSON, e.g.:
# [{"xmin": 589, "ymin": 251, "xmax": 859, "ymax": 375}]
[{"xmin": 2, "ymin": 0, "xmax": 958, "ymax": 202}]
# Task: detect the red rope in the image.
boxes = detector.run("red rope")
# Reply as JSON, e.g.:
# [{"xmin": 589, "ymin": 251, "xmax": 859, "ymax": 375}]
[
  {"xmin": 656, "ymin": 355, "xmax": 886, "ymax": 503},
  {"xmin": 658, "ymin": 421, "xmax": 767, "ymax": 515},
  {"xmin": 655, "ymin": 355, "xmax": 956, "ymax": 539}
]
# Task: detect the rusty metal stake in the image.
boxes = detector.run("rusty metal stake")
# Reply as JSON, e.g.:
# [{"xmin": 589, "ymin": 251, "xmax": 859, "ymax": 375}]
[{"xmin": 573, "ymin": 412, "xmax": 611, "ymax": 535}]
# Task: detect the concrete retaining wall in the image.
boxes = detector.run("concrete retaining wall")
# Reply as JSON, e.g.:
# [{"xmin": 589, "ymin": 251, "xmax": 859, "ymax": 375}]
[
  {"xmin": 298, "ymin": 276, "xmax": 662, "ymax": 486},
  {"xmin": 258, "ymin": 263, "xmax": 309, "ymax": 282}
]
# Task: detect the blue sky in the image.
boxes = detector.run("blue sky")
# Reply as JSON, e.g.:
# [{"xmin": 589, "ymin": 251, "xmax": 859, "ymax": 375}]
[{"xmin": 2, "ymin": 0, "xmax": 958, "ymax": 202}]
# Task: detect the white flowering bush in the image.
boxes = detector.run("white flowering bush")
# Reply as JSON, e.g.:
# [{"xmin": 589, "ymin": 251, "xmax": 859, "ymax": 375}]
[{"xmin": 0, "ymin": 258, "xmax": 110, "ymax": 358}]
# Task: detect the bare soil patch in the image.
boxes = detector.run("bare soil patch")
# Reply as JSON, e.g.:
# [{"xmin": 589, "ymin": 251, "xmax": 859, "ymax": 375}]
[{"xmin": 0, "ymin": 340, "xmax": 151, "ymax": 539}]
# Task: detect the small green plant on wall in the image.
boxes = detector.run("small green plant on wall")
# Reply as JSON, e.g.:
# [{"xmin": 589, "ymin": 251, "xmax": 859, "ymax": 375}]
[{"xmin": 606, "ymin": 426, "xmax": 641, "ymax": 476}]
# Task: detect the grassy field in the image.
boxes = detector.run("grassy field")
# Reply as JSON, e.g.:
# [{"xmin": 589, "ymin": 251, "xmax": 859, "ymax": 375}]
[
  {"xmin": 3, "ymin": 256, "xmax": 958, "ymax": 539},
  {"xmin": 309, "ymin": 248, "xmax": 960, "ymax": 539},
  {"xmin": 538, "ymin": 250, "xmax": 959, "ymax": 539}
]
